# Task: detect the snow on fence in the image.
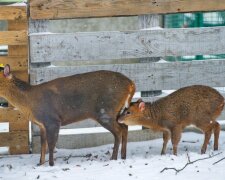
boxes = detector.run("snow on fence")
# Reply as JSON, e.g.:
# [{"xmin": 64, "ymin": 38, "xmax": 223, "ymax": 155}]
[
  {"xmin": 0, "ymin": 4, "xmax": 29, "ymax": 155},
  {"xmin": 29, "ymin": 0, "xmax": 225, "ymax": 153}
]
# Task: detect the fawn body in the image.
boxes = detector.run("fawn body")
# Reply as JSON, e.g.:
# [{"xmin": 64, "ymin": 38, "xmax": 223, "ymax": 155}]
[{"xmin": 119, "ymin": 85, "xmax": 224, "ymax": 155}]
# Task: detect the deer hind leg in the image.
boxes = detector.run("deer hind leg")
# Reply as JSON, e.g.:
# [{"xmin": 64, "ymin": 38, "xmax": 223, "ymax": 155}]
[
  {"xmin": 161, "ymin": 130, "xmax": 171, "ymax": 155},
  {"xmin": 171, "ymin": 126, "xmax": 182, "ymax": 155},
  {"xmin": 99, "ymin": 116, "xmax": 122, "ymax": 160},
  {"xmin": 34, "ymin": 121, "xmax": 47, "ymax": 166},
  {"xmin": 121, "ymin": 124, "xmax": 128, "ymax": 159},
  {"xmin": 108, "ymin": 122, "xmax": 122, "ymax": 160},
  {"xmin": 45, "ymin": 123, "xmax": 60, "ymax": 166},
  {"xmin": 39, "ymin": 126, "xmax": 47, "ymax": 165}
]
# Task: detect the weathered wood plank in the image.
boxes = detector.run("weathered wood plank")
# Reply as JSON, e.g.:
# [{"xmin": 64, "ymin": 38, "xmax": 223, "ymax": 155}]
[
  {"xmin": 0, "ymin": 131, "xmax": 29, "ymax": 147},
  {"xmin": 30, "ymin": 59, "xmax": 225, "ymax": 91},
  {"xmin": 29, "ymin": 26, "xmax": 225, "ymax": 62},
  {"xmin": 0, "ymin": 57, "xmax": 28, "ymax": 71},
  {"xmin": 0, "ymin": 108, "xmax": 24, "ymax": 122},
  {"xmin": 32, "ymin": 129, "xmax": 162, "ymax": 153},
  {"xmin": 32, "ymin": 107, "xmax": 225, "ymax": 136},
  {"xmin": 0, "ymin": 31, "xmax": 27, "ymax": 45},
  {"xmin": 9, "ymin": 145, "xmax": 29, "ymax": 154},
  {"xmin": 29, "ymin": 0, "xmax": 225, "ymax": 19},
  {"xmin": 8, "ymin": 20, "xmax": 27, "ymax": 31},
  {"xmin": 29, "ymin": 19, "xmax": 50, "ymax": 33},
  {"xmin": 9, "ymin": 121, "xmax": 29, "ymax": 131},
  {"xmin": 13, "ymin": 70, "xmax": 29, "ymax": 82},
  {"xmin": 0, "ymin": 6, "xmax": 26, "ymax": 20},
  {"xmin": 8, "ymin": 45, "xmax": 28, "ymax": 57}
]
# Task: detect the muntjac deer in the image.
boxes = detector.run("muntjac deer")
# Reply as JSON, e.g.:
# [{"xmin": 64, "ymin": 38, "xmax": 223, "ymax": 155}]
[
  {"xmin": 0, "ymin": 65, "xmax": 135, "ymax": 166},
  {"xmin": 119, "ymin": 85, "xmax": 224, "ymax": 155}
]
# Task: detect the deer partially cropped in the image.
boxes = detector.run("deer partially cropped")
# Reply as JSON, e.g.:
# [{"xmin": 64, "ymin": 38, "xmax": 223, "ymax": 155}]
[
  {"xmin": 118, "ymin": 85, "xmax": 224, "ymax": 155},
  {"xmin": 0, "ymin": 64, "xmax": 135, "ymax": 166}
]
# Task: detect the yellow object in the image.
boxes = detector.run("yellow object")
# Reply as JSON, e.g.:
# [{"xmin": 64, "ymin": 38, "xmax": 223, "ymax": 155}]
[{"xmin": 0, "ymin": 64, "xmax": 4, "ymax": 68}]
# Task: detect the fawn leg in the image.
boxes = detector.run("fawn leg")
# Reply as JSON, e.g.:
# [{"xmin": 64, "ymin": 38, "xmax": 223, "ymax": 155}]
[
  {"xmin": 213, "ymin": 121, "xmax": 220, "ymax": 151},
  {"xmin": 200, "ymin": 125, "xmax": 213, "ymax": 154},
  {"xmin": 161, "ymin": 130, "xmax": 170, "ymax": 155},
  {"xmin": 171, "ymin": 126, "xmax": 182, "ymax": 155}
]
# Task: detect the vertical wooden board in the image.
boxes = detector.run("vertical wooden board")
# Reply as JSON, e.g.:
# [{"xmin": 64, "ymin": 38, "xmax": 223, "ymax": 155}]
[
  {"xmin": 9, "ymin": 121, "xmax": 29, "ymax": 131},
  {"xmin": 8, "ymin": 45, "xmax": 28, "ymax": 57},
  {"xmin": 13, "ymin": 70, "xmax": 29, "ymax": 82},
  {"xmin": 138, "ymin": 14, "xmax": 162, "ymax": 63},
  {"xmin": 0, "ymin": 108, "xmax": 21, "ymax": 122},
  {"xmin": 29, "ymin": 19, "xmax": 50, "ymax": 33},
  {"xmin": 7, "ymin": 18, "xmax": 28, "ymax": 65},
  {"xmin": 10, "ymin": 145, "xmax": 30, "ymax": 154},
  {"xmin": 0, "ymin": 131, "xmax": 29, "ymax": 147},
  {"xmin": 9, "ymin": 131, "xmax": 29, "ymax": 154},
  {"xmin": 0, "ymin": 57, "xmax": 28, "ymax": 71},
  {"xmin": 8, "ymin": 20, "xmax": 27, "ymax": 31},
  {"xmin": 138, "ymin": 14, "xmax": 162, "ymax": 29}
]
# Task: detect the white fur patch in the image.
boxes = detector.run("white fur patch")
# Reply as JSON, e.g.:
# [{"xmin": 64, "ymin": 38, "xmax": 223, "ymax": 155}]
[
  {"xmin": 125, "ymin": 94, "xmax": 131, "ymax": 108},
  {"xmin": 100, "ymin": 108, "xmax": 105, "ymax": 114},
  {"xmin": 120, "ymin": 94, "xmax": 131, "ymax": 115}
]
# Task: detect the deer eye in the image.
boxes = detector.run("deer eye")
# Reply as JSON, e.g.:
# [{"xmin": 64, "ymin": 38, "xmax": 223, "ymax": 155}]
[{"xmin": 126, "ymin": 111, "xmax": 131, "ymax": 115}]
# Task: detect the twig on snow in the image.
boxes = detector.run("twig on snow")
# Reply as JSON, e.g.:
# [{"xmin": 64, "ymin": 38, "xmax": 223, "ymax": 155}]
[
  {"xmin": 42, "ymin": 154, "xmax": 92, "ymax": 165},
  {"xmin": 160, "ymin": 152, "xmax": 222, "ymax": 174},
  {"xmin": 213, "ymin": 157, "xmax": 225, "ymax": 165}
]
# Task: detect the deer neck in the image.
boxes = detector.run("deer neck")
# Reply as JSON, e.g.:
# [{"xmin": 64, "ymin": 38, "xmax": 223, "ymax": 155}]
[{"xmin": 142, "ymin": 102, "xmax": 162, "ymax": 128}]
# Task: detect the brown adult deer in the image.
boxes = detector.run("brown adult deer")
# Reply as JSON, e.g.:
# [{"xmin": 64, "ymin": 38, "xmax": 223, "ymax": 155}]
[
  {"xmin": 0, "ymin": 64, "xmax": 135, "ymax": 166},
  {"xmin": 118, "ymin": 85, "xmax": 224, "ymax": 155}
]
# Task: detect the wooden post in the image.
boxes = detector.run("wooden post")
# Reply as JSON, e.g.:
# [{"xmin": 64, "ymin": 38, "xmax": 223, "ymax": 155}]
[
  {"xmin": 138, "ymin": 14, "xmax": 163, "ymax": 98},
  {"xmin": 0, "ymin": 4, "xmax": 29, "ymax": 155}
]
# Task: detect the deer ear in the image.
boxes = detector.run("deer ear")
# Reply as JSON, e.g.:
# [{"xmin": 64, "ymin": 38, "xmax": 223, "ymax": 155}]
[
  {"xmin": 138, "ymin": 102, "xmax": 145, "ymax": 112},
  {"xmin": 136, "ymin": 98, "xmax": 143, "ymax": 103},
  {"xmin": 3, "ymin": 64, "xmax": 10, "ymax": 78}
]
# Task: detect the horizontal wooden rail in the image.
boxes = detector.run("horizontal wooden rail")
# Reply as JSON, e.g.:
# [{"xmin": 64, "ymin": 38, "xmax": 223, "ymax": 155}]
[
  {"xmin": 0, "ymin": 6, "xmax": 27, "ymax": 20},
  {"xmin": 29, "ymin": 0, "xmax": 225, "ymax": 20},
  {"xmin": 0, "ymin": 31, "xmax": 27, "ymax": 45},
  {"xmin": 0, "ymin": 57, "xmax": 28, "ymax": 71},
  {"xmin": 29, "ymin": 26, "xmax": 225, "ymax": 63},
  {"xmin": 30, "ymin": 59, "xmax": 225, "ymax": 91}
]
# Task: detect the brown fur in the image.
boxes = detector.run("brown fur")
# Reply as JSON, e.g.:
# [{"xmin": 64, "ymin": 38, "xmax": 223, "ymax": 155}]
[
  {"xmin": 0, "ymin": 66, "xmax": 135, "ymax": 166},
  {"xmin": 118, "ymin": 85, "xmax": 224, "ymax": 155}
]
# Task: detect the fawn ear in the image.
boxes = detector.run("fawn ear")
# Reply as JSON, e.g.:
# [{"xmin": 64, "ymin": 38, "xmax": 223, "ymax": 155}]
[
  {"xmin": 138, "ymin": 102, "xmax": 145, "ymax": 112},
  {"xmin": 3, "ymin": 64, "xmax": 10, "ymax": 78},
  {"xmin": 136, "ymin": 98, "xmax": 143, "ymax": 103}
]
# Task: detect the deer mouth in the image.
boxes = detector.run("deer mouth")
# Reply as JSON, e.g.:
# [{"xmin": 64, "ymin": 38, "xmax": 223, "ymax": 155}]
[{"xmin": 118, "ymin": 118, "xmax": 124, "ymax": 124}]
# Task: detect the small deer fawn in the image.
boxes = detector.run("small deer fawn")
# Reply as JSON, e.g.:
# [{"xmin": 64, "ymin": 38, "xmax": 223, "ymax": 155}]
[
  {"xmin": 0, "ymin": 64, "xmax": 135, "ymax": 166},
  {"xmin": 119, "ymin": 85, "xmax": 224, "ymax": 155}
]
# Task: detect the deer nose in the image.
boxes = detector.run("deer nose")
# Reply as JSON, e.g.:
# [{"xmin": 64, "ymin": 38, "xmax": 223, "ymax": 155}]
[{"xmin": 118, "ymin": 118, "xmax": 124, "ymax": 124}]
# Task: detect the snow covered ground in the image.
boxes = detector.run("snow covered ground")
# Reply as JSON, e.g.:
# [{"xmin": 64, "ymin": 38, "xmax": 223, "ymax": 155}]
[{"xmin": 1, "ymin": 131, "xmax": 225, "ymax": 180}]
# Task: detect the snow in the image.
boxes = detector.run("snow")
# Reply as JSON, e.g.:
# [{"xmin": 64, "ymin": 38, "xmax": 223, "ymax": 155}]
[
  {"xmin": 59, "ymin": 126, "xmax": 142, "ymax": 135},
  {"xmin": 1, "ymin": 132, "xmax": 225, "ymax": 180}
]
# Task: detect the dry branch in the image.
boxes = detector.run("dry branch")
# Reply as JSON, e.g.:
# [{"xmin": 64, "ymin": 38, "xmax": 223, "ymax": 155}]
[
  {"xmin": 213, "ymin": 157, "xmax": 225, "ymax": 165},
  {"xmin": 160, "ymin": 152, "xmax": 222, "ymax": 174}
]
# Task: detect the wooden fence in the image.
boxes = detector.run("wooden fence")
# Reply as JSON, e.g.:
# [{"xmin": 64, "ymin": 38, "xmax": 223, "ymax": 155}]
[
  {"xmin": 28, "ymin": 0, "xmax": 225, "ymax": 152},
  {"xmin": 0, "ymin": 4, "xmax": 29, "ymax": 154}
]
